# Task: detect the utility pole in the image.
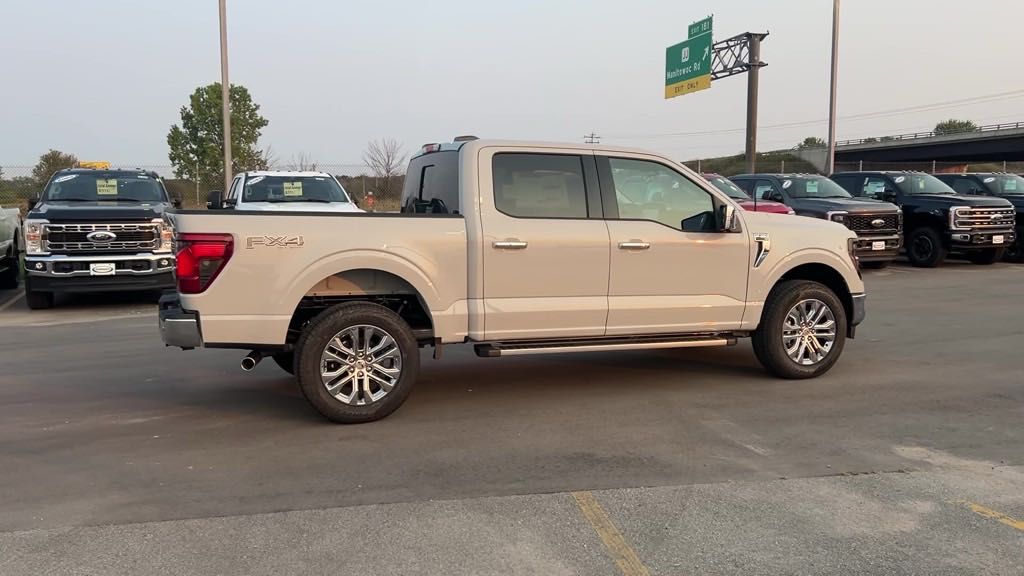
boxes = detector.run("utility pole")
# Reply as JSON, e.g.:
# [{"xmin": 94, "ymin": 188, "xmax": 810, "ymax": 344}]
[
  {"xmin": 218, "ymin": 0, "xmax": 233, "ymax": 193},
  {"xmin": 583, "ymin": 133, "xmax": 601, "ymax": 144},
  {"xmin": 744, "ymin": 34, "xmax": 766, "ymax": 174},
  {"xmin": 825, "ymin": 0, "xmax": 841, "ymax": 175}
]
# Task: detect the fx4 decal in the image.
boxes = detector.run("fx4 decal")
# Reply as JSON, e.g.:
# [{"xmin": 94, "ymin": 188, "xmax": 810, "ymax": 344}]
[{"xmin": 246, "ymin": 235, "xmax": 305, "ymax": 249}]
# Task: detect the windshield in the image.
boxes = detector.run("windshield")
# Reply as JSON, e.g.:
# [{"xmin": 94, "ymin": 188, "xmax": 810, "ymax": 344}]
[
  {"xmin": 43, "ymin": 172, "xmax": 168, "ymax": 203},
  {"xmin": 893, "ymin": 173, "xmax": 955, "ymax": 195},
  {"xmin": 783, "ymin": 177, "xmax": 852, "ymax": 199},
  {"xmin": 707, "ymin": 176, "xmax": 749, "ymax": 200},
  {"xmin": 983, "ymin": 175, "xmax": 1024, "ymax": 196},
  {"xmin": 242, "ymin": 175, "xmax": 350, "ymax": 203}
]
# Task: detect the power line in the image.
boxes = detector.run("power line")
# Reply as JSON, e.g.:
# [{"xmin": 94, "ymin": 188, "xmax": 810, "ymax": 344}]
[{"xmin": 605, "ymin": 88, "xmax": 1024, "ymax": 140}]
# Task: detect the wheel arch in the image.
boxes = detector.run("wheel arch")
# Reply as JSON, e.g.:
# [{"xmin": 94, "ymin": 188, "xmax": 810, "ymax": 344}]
[{"xmin": 775, "ymin": 263, "xmax": 854, "ymax": 329}]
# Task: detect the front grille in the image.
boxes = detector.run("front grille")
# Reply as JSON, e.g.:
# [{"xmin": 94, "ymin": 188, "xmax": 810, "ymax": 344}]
[
  {"xmin": 952, "ymin": 208, "xmax": 1015, "ymax": 230},
  {"xmin": 847, "ymin": 213, "xmax": 900, "ymax": 234},
  {"xmin": 44, "ymin": 223, "xmax": 160, "ymax": 254}
]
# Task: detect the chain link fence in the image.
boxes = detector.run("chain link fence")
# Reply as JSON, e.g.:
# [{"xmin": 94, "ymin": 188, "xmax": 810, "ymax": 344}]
[{"xmin": 0, "ymin": 164, "xmax": 406, "ymax": 214}]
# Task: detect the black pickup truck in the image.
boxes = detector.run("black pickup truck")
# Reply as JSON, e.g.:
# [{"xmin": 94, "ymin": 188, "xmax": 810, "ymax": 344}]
[
  {"xmin": 22, "ymin": 167, "xmax": 180, "ymax": 309},
  {"xmin": 830, "ymin": 171, "xmax": 1016, "ymax": 267},
  {"xmin": 730, "ymin": 173, "xmax": 902, "ymax": 267},
  {"xmin": 933, "ymin": 173, "xmax": 1024, "ymax": 262}
]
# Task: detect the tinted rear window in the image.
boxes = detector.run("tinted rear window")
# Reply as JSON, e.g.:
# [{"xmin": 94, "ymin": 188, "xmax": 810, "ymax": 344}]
[{"xmin": 402, "ymin": 151, "xmax": 460, "ymax": 214}]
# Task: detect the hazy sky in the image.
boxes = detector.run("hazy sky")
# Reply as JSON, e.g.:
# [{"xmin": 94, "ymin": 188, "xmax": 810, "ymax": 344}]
[{"xmin": 2, "ymin": 0, "xmax": 1021, "ymax": 168}]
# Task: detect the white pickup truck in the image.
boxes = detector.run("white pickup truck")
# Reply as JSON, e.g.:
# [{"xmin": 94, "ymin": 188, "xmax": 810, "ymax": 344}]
[
  {"xmin": 0, "ymin": 206, "xmax": 21, "ymax": 289},
  {"xmin": 206, "ymin": 171, "xmax": 363, "ymax": 213},
  {"xmin": 160, "ymin": 139, "xmax": 866, "ymax": 423}
]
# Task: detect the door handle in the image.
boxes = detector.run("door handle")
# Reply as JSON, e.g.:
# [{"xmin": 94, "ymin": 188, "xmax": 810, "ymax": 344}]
[
  {"xmin": 493, "ymin": 240, "xmax": 528, "ymax": 250},
  {"xmin": 618, "ymin": 241, "xmax": 651, "ymax": 250}
]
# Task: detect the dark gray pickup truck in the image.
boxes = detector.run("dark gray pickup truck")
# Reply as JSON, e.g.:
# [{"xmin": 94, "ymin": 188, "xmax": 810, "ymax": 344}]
[{"xmin": 731, "ymin": 174, "xmax": 902, "ymax": 267}]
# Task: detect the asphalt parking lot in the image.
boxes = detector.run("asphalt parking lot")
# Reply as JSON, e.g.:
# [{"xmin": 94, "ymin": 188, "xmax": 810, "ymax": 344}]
[{"xmin": 1, "ymin": 262, "xmax": 1022, "ymax": 575}]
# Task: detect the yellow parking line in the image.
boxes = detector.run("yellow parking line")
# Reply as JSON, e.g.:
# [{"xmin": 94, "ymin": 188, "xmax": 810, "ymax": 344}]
[
  {"xmin": 959, "ymin": 501, "xmax": 1024, "ymax": 532},
  {"xmin": 571, "ymin": 491, "xmax": 651, "ymax": 576}
]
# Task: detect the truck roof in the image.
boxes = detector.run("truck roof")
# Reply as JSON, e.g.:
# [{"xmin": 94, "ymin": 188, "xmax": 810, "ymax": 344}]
[
  {"xmin": 239, "ymin": 170, "xmax": 335, "ymax": 178},
  {"xmin": 412, "ymin": 139, "xmax": 669, "ymax": 160},
  {"xmin": 56, "ymin": 167, "xmax": 161, "ymax": 178}
]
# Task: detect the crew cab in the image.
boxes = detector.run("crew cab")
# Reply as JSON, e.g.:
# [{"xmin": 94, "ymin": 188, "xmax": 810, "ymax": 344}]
[
  {"xmin": 731, "ymin": 174, "xmax": 902, "ymax": 268},
  {"xmin": 0, "ymin": 205, "xmax": 21, "ymax": 289},
  {"xmin": 206, "ymin": 171, "xmax": 362, "ymax": 213},
  {"xmin": 160, "ymin": 139, "xmax": 866, "ymax": 423},
  {"xmin": 932, "ymin": 173, "xmax": 1024, "ymax": 262},
  {"xmin": 830, "ymin": 171, "xmax": 1016, "ymax": 267},
  {"xmin": 702, "ymin": 173, "xmax": 793, "ymax": 214},
  {"xmin": 22, "ymin": 166, "xmax": 178, "ymax": 309}
]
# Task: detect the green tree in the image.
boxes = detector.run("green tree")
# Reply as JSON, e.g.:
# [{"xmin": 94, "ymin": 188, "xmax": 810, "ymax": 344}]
[
  {"xmin": 32, "ymin": 149, "xmax": 78, "ymax": 188},
  {"xmin": 167, "ymin": 83, "xmax": 269, "ymax": 185},
  {"xmin": 795, "ymin": 136, "xmax": 826, "ymax": 150},
  {"xmin": 934, "ymin": 119, "xmax": 978, "ymax": 135}
]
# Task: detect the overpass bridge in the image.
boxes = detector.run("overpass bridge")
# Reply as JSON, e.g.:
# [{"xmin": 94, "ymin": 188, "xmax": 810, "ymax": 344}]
[{"xmin": 794, "ymin": 121, "xmax": 1024, "ymax": 172}]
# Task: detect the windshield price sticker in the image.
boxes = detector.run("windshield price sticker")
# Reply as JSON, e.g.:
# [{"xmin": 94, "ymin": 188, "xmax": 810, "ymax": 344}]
[
  {"xmin": 806, "ymin": 180, "xmax": 819, "ymax": 193},
  {"xmin": 283, "ymin": 181, "xmax": 303, "ymax": 197},
  {"xmin": 1005, "ymin": 179, "xmax": 1017, "ymax": 191},
  {"xmin": 96, "ymin": 179, "xmax": 118, "ymax": 195}
]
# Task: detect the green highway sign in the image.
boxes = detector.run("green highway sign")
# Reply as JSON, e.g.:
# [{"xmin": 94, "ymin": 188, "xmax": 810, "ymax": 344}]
[
  {"xmin": 688, "ymin": 16, "xmax": 712, "ymax": 39},
  {"xmin": 665, "ymin": 30, "xmax": 713, "ymax": 98}
]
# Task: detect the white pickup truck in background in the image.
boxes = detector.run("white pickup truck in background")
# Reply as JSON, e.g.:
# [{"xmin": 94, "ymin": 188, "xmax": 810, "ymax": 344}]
[
  {"xmin": 160, "ymin": 138, "xmax": 866, "ymax": 423},
  {"xmin": 205, "ymin": 171, "xmax": 363, "ymax": 213},
  {"xmin": 0, "ymin": 206, "xmax": 21, "ymax": 289}
]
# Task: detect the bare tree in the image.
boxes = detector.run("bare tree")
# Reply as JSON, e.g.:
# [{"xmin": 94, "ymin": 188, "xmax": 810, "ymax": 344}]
[
  {"xmin": 362, "ymin": 138, "xmax": 407, "ymax": 200},
  {"xmin": 288, "ymin": 152, "xmax": 318, "ymax": 171}
]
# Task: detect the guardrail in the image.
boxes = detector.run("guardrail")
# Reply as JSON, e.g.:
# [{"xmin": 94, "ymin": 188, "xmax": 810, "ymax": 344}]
[{"xmin": 836, "ymin": 121, "xmax": 1024, "ymax": 147}]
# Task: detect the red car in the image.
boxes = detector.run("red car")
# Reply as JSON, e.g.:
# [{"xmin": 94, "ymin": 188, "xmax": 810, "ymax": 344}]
[{"xmin": 703, "ymin": 173, "xmax": 794, "ymax": 214}]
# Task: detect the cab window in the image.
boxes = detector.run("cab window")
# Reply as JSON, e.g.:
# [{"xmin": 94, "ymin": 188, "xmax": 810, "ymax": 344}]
[
  {"xmin": 606, "ymin": 158, "xmax": 715, "ymax": 232},
  {"xmin": 492, "ymin": 153, "xmax": 588, "ymax": 219},
  {"xmin": 754, "ymin": 180, "xmax": 780, "ymax": 202}
]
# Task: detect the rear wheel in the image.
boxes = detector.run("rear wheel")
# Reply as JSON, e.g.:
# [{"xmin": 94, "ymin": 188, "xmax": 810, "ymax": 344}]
[
  {"xmin": 752, "ymin": 280, "xmax": 847, "ymax": 379},
  {"xmin": 968, "ymin": 248, "xmax": 1004, "ymax": 265},
  {"xmin": 294, "ymin": 302, "xmax": 420, "ymax": 423},
  {"xmin": 906, "ymin": 227, "xmax": 946, "ymax": 268}
]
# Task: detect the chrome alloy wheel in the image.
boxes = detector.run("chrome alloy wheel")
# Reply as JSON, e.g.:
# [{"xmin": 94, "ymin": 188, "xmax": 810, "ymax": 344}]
[
  {"xmin": 782, "ymin": 299, "xmax": 837, "ymax": 366},
  {"xmin": 320, "ymin": 325, "xmax": 402, "ymax": 405}
]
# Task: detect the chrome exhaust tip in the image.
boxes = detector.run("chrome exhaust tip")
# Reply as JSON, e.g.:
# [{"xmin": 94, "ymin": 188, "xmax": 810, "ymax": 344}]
[{"xmin": 240, "ymin": 351, "xmax": 263, "ymax": 371}]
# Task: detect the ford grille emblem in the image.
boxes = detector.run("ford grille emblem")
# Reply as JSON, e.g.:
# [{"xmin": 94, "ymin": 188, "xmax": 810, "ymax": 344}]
[
  {"xmin": 870, "ymin": 218, "xmax": 885, "ymax": 228},
  {"xmin": 86, "ymin": 230, "xmax": 118, "ymax": 243}
]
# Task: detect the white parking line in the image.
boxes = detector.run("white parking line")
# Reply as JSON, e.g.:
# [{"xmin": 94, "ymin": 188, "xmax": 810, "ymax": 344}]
[{"xmin": 0, "ymin": 291, "xmax": 24, "ymax": 312}]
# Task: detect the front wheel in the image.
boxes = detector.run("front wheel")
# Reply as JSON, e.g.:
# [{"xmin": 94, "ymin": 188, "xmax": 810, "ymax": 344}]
[
  {"xmin": 967, "ymin": 248, "xmax": 1004, "ymax": 265},
  {"xmin": 1004, "ymin": 230, "xmax": 1024, "ymax": 263},
  {"xmin": 752, "ymin": 280, "xmax": 848, "ymax": 379},
  {"xmin": 294, "ymin": 302, "xmax": 420, "ymax": 423},
  {"xmin": 906, "ymin": 227, "xmax": 947, "ymax": 268}
]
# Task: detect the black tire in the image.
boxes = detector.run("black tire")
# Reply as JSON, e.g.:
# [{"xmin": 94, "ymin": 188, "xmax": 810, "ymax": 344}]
[
  {"xmin": 860, "ymin": 261, "xmax": 890, "ymax": 270},
  {"xmin": 967, "ymin": 248, "xmax": 1004, "ymax": 265},
  {"xmin": 906, "ymin": 227, "xmax": 947, "ymax": 268},
  {"xmin": 0, "ymin": 237, "xmax": 19, "ymax": 290},
  {"xmin": 294, "ymin": 302, "xmax": 419, "ymax": 423},
  {"xmin": 1004, "ymin": 229, "xmax": 1024, "ymax": 263},
  {"xmin": 751, "ymin": 280, "xmax": 848, "ymax": 379},
  {"xmin": 25, "ymin": 289, "xmax": 54, "ymax": 310},
  {"xmin": 272, "ymin": 351, "xmax": 295, "ymax": 375}
]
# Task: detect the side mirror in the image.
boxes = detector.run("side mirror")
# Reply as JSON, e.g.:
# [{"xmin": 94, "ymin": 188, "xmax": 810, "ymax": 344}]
[
  {"xmin": 771, "ymin": 193, "xmax": 784, "ymax": 203},
  {"xmin": 27, "ymin": 197, "xmax": 39, "ymax": 211},
  {"xmin": 719, "ymin": 203, "xmax": 738, "ymax": 232},
  {"xmin": 206, "ymin": 190, "xmax": 223, "ymax": 210},
  {"xmin": 883, "ymin": 189, "xmax": 897, "ymax": 202}
]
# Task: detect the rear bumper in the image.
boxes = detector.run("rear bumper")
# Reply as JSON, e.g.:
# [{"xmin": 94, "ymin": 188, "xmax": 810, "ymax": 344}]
[{"xmin": 158, "ymin": 292, "xmax": 203, "ymax": 349}]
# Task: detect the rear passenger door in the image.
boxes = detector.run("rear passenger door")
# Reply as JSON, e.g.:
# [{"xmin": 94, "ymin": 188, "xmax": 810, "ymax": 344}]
[{"xmin": 479, "ymin": 149, "xmax": 610, "ymax": 340}]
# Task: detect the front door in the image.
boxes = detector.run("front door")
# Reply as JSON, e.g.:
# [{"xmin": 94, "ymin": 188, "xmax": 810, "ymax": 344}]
[
  {"xmin": 480, "ymin": 149, "xmax": 610, "ymax": 340},
  {"xmin": 599, "ymin": 155, "xmax": 749, "ymax": 335}
]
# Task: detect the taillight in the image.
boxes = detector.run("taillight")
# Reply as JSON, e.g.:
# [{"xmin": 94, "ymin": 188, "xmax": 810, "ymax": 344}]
[{"xmin": 175, "ymin": 233, "xmax": 233, "ymax": 294}]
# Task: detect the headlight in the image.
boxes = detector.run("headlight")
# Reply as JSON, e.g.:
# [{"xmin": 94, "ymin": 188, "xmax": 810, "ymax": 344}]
[
  {"xmin": 827, "ymin": 211, "xmax": 849, "ymax": 226},
  {"xmin": 847, "ymin": 237, "xmax": 861, "ymax": 274},
  {"xmin": 153, "ymin": 218, "xmax": 174, "ymax": 253},
  {"xmin": 24, "ymin": 219, "xmax": 49, "ymax": 255},
  {"xmin": 949, "ymin": 206, "xmax": 970, "ymax": 231}
]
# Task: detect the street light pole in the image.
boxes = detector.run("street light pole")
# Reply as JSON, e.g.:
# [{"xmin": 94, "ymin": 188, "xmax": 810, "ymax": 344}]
[
  {"xmin": 826, "ymin": 0, "xmax": 840, "ymax": 175},
  {"xmin": 218, "ymin": 0, "xmax": 233, "ymax": 193}
]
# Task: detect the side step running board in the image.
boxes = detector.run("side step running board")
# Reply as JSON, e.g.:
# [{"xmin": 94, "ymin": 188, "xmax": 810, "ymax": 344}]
[{"xmin": 475, "ymin": 334, "xmax": 736, "ymax": 358}]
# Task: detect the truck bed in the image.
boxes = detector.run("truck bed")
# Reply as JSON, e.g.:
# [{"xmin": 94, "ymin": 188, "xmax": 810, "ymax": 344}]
[{"xmin": 168, "ymin": 210, "xmax": 469, "ymax": 346}]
